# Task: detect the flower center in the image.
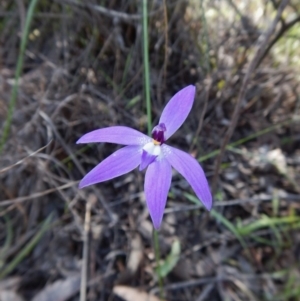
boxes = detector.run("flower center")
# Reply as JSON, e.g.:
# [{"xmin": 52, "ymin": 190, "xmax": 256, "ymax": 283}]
[
  {"xmin": 143, "ymin": 142, "xmax": 161, "ymax": 156},
  {"xmin": 139, "ymin": 123, "xmax": 166, "ymax": 171},
  {"xmin": 152, "ymin": 123, "xmax": 166, "ymax": 144},
  {"xmin": 139, "ymin": 141, "xmax": 161, "ymax": 170}
]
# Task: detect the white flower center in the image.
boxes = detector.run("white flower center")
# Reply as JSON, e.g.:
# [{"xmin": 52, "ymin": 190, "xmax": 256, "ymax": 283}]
[{"xmin": 143, "ymin": 142, "xmax": 161, "ymax": 156}]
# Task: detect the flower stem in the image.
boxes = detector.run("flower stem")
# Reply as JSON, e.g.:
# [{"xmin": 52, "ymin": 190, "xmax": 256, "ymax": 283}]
[
  {"xmin": 153, "ymin": 229, "xmax": 164, "ymax": 300},
  {"xmin": 142, "ymin": 1, "xmax": 163, "ymax": 298},
  {"xmin": 142, "ymin": 0, "xmax": 152, "ymax": 135}
]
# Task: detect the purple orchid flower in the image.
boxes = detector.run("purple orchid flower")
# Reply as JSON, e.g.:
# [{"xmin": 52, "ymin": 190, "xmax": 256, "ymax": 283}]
[{"xmin": 77, "ymin": 85, "xmax": 212, "ymax": 229}]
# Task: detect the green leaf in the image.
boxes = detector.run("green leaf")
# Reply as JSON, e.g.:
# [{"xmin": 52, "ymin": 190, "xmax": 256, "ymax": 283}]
[
  {"xmin": 156, "ymin": 239, "xmax": 181, "ymax": 278},
  {"xmin": 125, "ymin": 95, "xmax": 141, "ymax": 109}
]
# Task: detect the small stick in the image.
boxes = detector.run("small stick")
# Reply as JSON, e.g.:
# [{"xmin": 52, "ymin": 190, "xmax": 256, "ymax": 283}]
[
  {"xmin": 80, "ymin": 197, "xmax": 93, "ymax": 301},
  {"xmin": 0, "ymin": 141, "xmax": 52, "ymax": 174}
]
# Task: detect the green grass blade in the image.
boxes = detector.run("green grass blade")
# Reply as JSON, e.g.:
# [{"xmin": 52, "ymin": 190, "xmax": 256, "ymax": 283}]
[
  {"xmin": 0, "ymin": 214, "xmax": 53, "ymax": 279},
  {"xmin": 0, "ymin": 0, "xmax": 39, "ymax": 154},
  {"xmin": 121, "ymin": 47, "xmax": 133, "ymax": 90},
  {"xmin": 184, "ymin": 192, "xmax": 248, "ymax": 250},
  {"xmin": 0, "ymin": 215, "xmax": 13, "ymax": 268},
  {"xmin": 198, "ymin": 118, "xmax": 297, "ymax": 162},
  {"xmin": 237, "ymin": 214, "xmax": 299, "ymax": 236},
  {"xmin": 200, "ymin": 0, "xmax": 211, "ymax": 73},
  {"xmin": 210, "ymin": 209, "xmax": 248, "ymax": 250},
  {"xmin": 142, "ymin": 0, "xmax": 151, "ymax": 135},
  {"xmin": 125, "ymin": 95, "xmax": 141, "ymax": 109}
]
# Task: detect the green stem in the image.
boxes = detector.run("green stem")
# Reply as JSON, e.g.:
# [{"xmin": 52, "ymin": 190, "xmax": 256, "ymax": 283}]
[
  {"xmin": 0, "ymin": 0, "xmax": 39, "ymax": 154},
  {"xmin": 142, "ymin": 0, "xmax": 152, "ymax": 135},
  {"xmin": 142, "ymin": 1, "xmax": 163, "ymax": 298},
  {"xmin": 153, "ymin": 229, "xmax": 164, "ymax": 300}
]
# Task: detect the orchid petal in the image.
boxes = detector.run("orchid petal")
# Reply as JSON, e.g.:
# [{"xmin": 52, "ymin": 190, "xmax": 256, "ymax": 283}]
[
  {"xmin": 77, "ymin": 126, "xmax": 151, "ymax": 145},
  {"xmin": 159, "ymin": 85, "xmax": 195, "ymax": 140},
  {"xmin": 144, "ymin": 159, "xmax": 172, "ymax": 229},
  {"xmin": 162, "ymin": 145, "xmax": 212, "ymax": 210},
  {"xmin": 79, "ymin": 145, "xmax": 141, "ymax": 188},
  {"xmin": 139, "ymin": 150, "xmax": 157, "ymax": 171}
]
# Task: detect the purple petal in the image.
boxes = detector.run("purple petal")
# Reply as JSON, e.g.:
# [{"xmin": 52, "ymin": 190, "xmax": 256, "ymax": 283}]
[
  {"xmin": 144, "ymin": 159, "xmax": 172, "ymax": 229},
  {"xmin": 139, "ymin": 150, "xmax": 157, "ymax": 171},
  {"xmin": 79, "ymin": 145, "xmax": 142, "ymax": 188},
  {"xmin": 162, "ymin": 145, "xmax": 212, "ymax": 210},
  {"xmin": 159, "ymin": 85, "xmax": 195, "ymax": 140},
  {"xmin": 77, "ymin": 126, "xmax": 151, "ymax": 145}
]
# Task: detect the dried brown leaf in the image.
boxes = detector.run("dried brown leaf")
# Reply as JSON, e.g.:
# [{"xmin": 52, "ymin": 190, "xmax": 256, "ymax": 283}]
[
  {"xmin": 117, "ymin": 234, "xmax": 143, "ymax": 284},
  {"xmin": 113, "ymin": 285, "xmax": 163, "ymax": 301},
  {"xmin": 127, "ymin": 234, "xmax": 143, "ymax": 274},
  {"xmin": 31, "ymin": 275, "xmax": 80, "ymax": 301},
  {"xmin": 0, "ymin": 277, "xmax": 21, "ymax": 291},
  {"xmin": 0, "ymin": 290, "xmax": 24, "ymax": 301}
]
